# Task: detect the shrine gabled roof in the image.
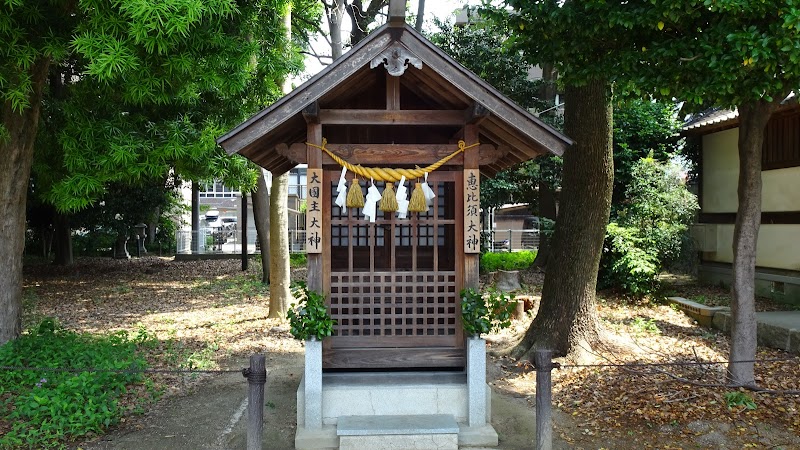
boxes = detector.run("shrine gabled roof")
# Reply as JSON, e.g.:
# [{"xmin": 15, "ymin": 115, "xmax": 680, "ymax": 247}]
[{"xmin": 217, "ymin": 23, "xmax": 573, "ymax": 176}]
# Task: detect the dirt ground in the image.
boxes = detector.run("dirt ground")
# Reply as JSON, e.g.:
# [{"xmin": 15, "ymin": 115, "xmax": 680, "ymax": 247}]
[{"xmin": 18, "ymin": 257, "xmax": 800, "ymax": 449}]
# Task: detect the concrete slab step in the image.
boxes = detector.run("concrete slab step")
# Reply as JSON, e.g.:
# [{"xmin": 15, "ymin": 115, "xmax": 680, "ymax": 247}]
[
  {"xmin": 337, "ymin": 414, "xmax": 459, "ymax": 450},
  {"xmin": 298, "ymin": 371, "xmax": 472, "ymax": 425},
  {"xmin": 337, "ymin": 414, "xmax": 459, "ymax": 436},
  {"xmin": 712, "ymin": 310, "xmax": 800, "ymax": 354}
]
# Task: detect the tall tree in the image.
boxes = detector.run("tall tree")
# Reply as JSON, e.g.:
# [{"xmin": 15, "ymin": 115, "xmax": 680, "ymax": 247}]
[
  {"xmin": 429, "ymin": 15, "xmax": 562, "ymax": 266},
  {"xmin": 414, "ymin": 0, "xmax": 425, "ymax": 31},
  {"xmin": 253, "ymin": 171, "xmax": 271, "ymax": 283},
  {"xmin": 345, "ymin": 0, "xmax": 389, "ymax": 46},
  {"xmin": 0, "ymin": 0, "xmax": 311, "ymax": 344},
  {"xmin": 325, "ymin": 0, "xmax": 347, "ymax": 59},
  {"xmin": 261, "ymin": 2, "xmax": 293, "ymax": 302},
  {"xmin": 494, "ymin": 0, "xmax": 800, "ymax": 383},
  {"xmin": 512, "ymin": 81, "xmax": 614, "ymax": 360},
  {"xmin": 486, "ymin": 0, "xmax": 650, "ymax": 360},
  {"xmin": 638, "ymin": 0, "xmax": 800, "ymax": 385},
  {"xmin": 320, "ymin": 0, "xmax": 388, "ymax": 63},
  {"xmin": 268, "ymin": 173, "xmax": 291, "ymax": 318}
]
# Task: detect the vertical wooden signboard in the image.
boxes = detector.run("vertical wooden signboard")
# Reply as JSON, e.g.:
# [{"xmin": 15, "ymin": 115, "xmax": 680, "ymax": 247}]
[
  {"xmin": 306, "ymin": 168, "xmax": 323, "ymax": 254},
  {"xmin": 464, "ymin": 169, "xmax": 480, "ymax": 254}
]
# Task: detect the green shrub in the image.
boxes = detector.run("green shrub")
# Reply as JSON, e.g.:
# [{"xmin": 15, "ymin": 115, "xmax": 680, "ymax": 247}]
[
  {"xmin": 0, "ymin": 319, "xmax": 152, "ymax": 449},
  {"xmin": 460, "ymin": 288, "xmax": 515, "ymax": 336},
  {"xmin": 480, "ymin": 250, "xmax": 537, "ymax": 273},
  {"xmin": 724, "ymin": 391, "xmax": 756, "ymax": 410},
  {"xmin": 287, "ymin": 282, "xmax": 336, "ymax": 341},
  {"xmin": 289, "ymin": 253, "xmax": 307, "ymax": 268},
  {"xmin": 599, "ymin": 156, "xmax": 698, "ymax": 295},
  {"xmin": 601, "ymin": 223, "xmax": 660, "ymax": 295}
]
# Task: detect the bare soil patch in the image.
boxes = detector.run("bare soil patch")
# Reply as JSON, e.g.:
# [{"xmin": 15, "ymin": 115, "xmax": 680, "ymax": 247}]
[{"xmin": 20, "ymin": 258, "xmax": 800, "ymax": 449}]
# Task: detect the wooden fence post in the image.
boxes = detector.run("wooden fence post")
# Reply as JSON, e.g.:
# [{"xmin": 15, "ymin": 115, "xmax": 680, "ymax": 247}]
[
  {"xmin": 534, "ymin": 349, "xmax": 553, "ymax": 450},
  {"xmin": 243, "ymin": 354, "xmax": 266, "ymax": 450}
]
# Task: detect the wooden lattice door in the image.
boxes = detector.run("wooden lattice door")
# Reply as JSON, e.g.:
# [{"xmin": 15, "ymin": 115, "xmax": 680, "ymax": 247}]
[{"xmin": 323, "ymin": 170, "xmax": 465, "ymax": 370}]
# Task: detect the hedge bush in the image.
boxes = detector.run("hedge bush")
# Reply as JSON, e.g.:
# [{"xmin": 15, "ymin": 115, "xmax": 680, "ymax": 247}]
[{"xmin": 480, "ymin": 250, "xmax": 537, "ymax": 273}]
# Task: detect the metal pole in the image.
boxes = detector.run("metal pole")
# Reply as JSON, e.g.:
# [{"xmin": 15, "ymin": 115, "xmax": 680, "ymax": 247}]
[
  {"xmin": 534, "ymin": 349, "xmax": 553, "ymax": 450},
  {"xmin": 242, "ymin": 354, "xmax": 266, "ymax": 450},
  {"xmin": 242, "ymin": 193, "xmax": 249, "ymax": 271},
  {"xmin": 191, "ymin": 182, "xmax": 200, "ymax": 253}
]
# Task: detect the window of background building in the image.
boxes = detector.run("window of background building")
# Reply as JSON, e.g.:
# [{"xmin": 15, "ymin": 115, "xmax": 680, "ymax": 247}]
[
  {"xmin": 200, "ymin": 181, "xmax": 238, "ymax": 198},
  {"xmin": 288, "ymin": 167, "xmax": 307, "ymax": 198},
  {"xmin": 763, "ymin": 109, "xmax": 800, "ymax": 170}
]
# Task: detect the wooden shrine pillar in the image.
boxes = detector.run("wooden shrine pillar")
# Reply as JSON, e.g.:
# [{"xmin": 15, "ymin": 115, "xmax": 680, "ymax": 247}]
[
  {"xmin": 306, "ymin": 121, "xmax": 324, "ymax": 294},
  {"xmin": 464, "ymin": 124, "xmax": 480, "ymax": 290}
]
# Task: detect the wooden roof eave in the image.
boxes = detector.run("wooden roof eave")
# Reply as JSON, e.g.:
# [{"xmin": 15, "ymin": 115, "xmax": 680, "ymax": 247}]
[
  {"xmin": 397, "ymin": 25, "xmax": 572, "ymax": 158},
  {"xmin": 216, "ymin": 31, "xmax": 395, "ymax": 157},
  {"xmin": 218, "ymin": 23, "xmax": 572, "ymax": 173}
]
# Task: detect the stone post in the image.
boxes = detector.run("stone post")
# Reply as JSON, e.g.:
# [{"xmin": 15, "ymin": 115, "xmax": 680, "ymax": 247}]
[
  {"xmin": 304, "ymin": 337, "xmax": 323, "ymax": 429},
  {"xmin": 466, "ymin": 336, "xmax": 487, "ymax": 427}
]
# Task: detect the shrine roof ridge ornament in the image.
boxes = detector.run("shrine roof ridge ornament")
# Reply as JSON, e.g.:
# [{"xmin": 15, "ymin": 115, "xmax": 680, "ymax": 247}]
[{"xmin": 370, "ymin": 43, "xmax": 422, "ymax": 77}]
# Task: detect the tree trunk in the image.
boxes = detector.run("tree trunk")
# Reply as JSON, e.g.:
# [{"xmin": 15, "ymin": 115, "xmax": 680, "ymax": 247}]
[
  {"xmin": 415, "ymin": 0, "xmax": 426, "ymax": 31},
  {"xmin": 347, "ymin": 0, "xmax": 388, "ymax": 46},
  {"xmin": 727, "ymin": 100, "xmax": 777, "ymax": 386},
  {"xmin": 510, "ymin": 79, "xmax": 613, "ymax": 361},
  {"xmin": 0, "ymin": 58, "xmax": 50, "ymax": 344},
  {"xmin": 532, "ymin": 181, "xmax": 556, "ymax": 268},
  {"xmin": 538, "ymin": 63, "xmax": 558, "ymax": 106},
  {"xmin": 147, "ymin": 206, "xmax": 160, "ymax": 246},
  {"xmin": 52, "ymin": 211, "xmax": 73, "ymax": 266},
  {"xmin": 253, "ymin": 170, "xmax": 271, "ymax": 284},
  {"xmin": 327, "ymin": 0, "xmax": 346, "ymax": 60},
  {"xmin": 268, "ymin": 172, "xmax": 291, "ymax": 318}
]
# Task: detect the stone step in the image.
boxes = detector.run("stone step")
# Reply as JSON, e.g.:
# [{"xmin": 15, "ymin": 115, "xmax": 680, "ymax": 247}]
[
  {"xmin": 337, "ymin": 414, "xmax": 459, "ymax": 450},
  {"xmin": 298, "ymin": 371, "xmax": 472, "ymax": 425},
  {"xmin": 337, "ymin": 414, "xmax": 459, "ymax": 436}
]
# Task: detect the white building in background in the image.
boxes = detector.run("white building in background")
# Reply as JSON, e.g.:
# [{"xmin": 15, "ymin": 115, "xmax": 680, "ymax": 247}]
[
  {"xmin": 684, "ymin": 98, "xmax": 800, "ymax": 306},
  {"xmin": 176, "ymin": 166, "xmax": 308, "ymax": 255}
]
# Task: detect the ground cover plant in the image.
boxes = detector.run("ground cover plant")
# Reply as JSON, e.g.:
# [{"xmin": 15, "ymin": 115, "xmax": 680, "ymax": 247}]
[{"xmin": 0, "ymin": 319, "xmax": 155, "ymax": 448}]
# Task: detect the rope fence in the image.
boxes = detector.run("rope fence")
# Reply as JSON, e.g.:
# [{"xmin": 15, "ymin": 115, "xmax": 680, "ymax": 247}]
[
  {"xmin": 2, "ymin": 353, "xmax": 797, "ymax": 450},
  {"xmin": 2, "ymin": 356, "xmax": 795, "ymax": 375},
  {"xmin": 0, "ymin": 365, "xmax": 243, "ymax": 374}
]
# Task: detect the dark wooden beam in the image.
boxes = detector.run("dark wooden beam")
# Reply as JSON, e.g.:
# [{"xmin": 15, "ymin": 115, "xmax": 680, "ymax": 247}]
[
  {"xmin": 388, "ymin": 0, "xmax": 405, "ymax": 27},
  {"xmin": 318, "ymin": 109, "xmax": 466, "ymax": 126},
  {"xmin": 481, "ymin": 121, "xmax": 546, "ymax": 162},
  {"xmin": 699, "ymin": 211, "xmax": 800, "ymax": 225},
  {"xmin": 466, "ymin": 102, "xmax": 491, "ymax": 125},
  {"xmin": 271, "ymin": 159, "xmax": 296, "ymax": 176},
  {"xmin": 251, "ymin": 148, "xmax": 284, "ymax": 169},
  {"xmin": 401, "ymin": 35, "xmax": 572, "ymax": 155},
  {"xmin": 401, "ymin": 69, "xmax": 465, "ymax": 110},
  {"xmin": 302, "ymin": 102, "xmax": 320, "ymax": 124},
  {"xmin": 281, "ymin": 142, "xmax": 500, "ymax": 166},
  {"xmin": 386, "ymin": 74, "xmax": 400, "ymax": 110}
]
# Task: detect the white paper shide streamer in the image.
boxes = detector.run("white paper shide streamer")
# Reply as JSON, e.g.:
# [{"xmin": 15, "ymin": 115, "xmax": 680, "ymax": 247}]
[
  {"xmin": 334, "ymin": 167, "xmax": 348, "ymax": 212},
  {"xmin": 396, "ymin": 176, "xmax": 409, "ymax": 219},
  {"xmin": 421, "ymin": 172, "xmax": 436, "ymax": 206},
  {"xmin": 363, "ymin": 180, "xmax": 382, "ymax": 223}
]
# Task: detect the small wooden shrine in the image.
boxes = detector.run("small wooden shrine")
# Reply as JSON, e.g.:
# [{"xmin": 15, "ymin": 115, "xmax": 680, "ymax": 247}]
[{"xmin": 218, "ymin": 4, "xmax": 571, "ymax": 448}]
